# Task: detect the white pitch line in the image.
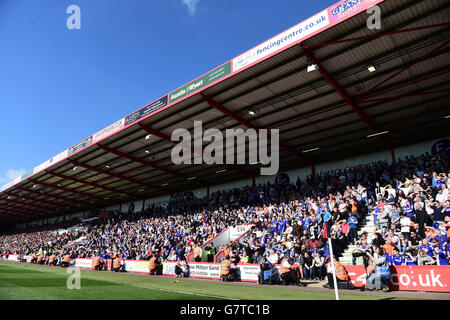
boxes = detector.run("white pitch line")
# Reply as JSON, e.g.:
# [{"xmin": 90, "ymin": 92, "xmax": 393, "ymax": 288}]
[{"xmin": 129, "ymin": 283, "xmax": 239, "ymax": 300}]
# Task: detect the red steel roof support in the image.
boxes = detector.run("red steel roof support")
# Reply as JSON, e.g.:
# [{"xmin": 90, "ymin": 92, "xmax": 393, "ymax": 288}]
[
  {"xmin": 199, "ymin": 92, "xmax": 315, "ymax": 169},
  {"xmin": 138, "ymin": 122, "xmax": 256, "ymax": 179},
  {"xmin": 68, "ymin": 159, "xmax": 171, "ymax": 194},
  {"xmin": 29, "ymin": 179, "xmax": 105, "ymax": 201},
  {"xmin": 14, "ymin": 186, "xmax": 89, "ymax": 207},
  {"xmin": 360, "ymin": 89, "xmax": 450, "ymax": 103},
  {"xmin": 46, "ymin": 170, "xmax": 141, "ymax": 200},
  {"xmin": 388, "ymin": 102, "xmax": 450, "ymax": 132},
  {"xmin": 3, "ymin": 191, "xmax": 76, "ymax": 210},
  {"xmin": 301, "ymin": 44, "xmax": 396, "ymax": 163},
  {"xmin": 304, "ymin": 22, "xmax": 450, "ymax": 49},
  {"xmin": 0, "ymin": 199, "xmax": 48, "ymax": 215},
  {"xmin": 356, "ymin": 39, "xmax": 450, "ymax": 102},
  {"xmin": 97, "ymin": 143, "xmax": 209, "ymax": 188}
]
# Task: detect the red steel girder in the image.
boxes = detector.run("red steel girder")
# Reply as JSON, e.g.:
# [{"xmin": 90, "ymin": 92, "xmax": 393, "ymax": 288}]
[
  {"xmin": 300, "ymin": 44, "xmax": 395, "ymax": 161},
  {"xmin": 46, "ymin": 170, "xmax": 141, "ymax": 200},
  {"xmin": 97, "ymin": 143, "xmax": 209, "ymax": 188},
  {"xmin": 199, "ymin": 92, "xmax": 315, "ymax": 167},
  {"xmin": 360, "ymin": 89, "xmax": 450, "ymax": 103},
  {"xmin": 68, "ymin": 159, "xmax": 172, "ymax": 194},
  {"xmin": 388, "ymin": 102, "xmax": 450, "ymax": 133},
  {"xmin": 304, "ymin": 22, "xmax": 450, "ymax": 49},
  {"xmin": 137, "ymin": 122, "xmax": 257, "ymax": 179},
  {"xmin": 358, "ymin": 68, "xmax": 450, "ymax": 102},
  {"xmin": 356, "ymin": 39, "xmax": 450, "ymax": 102},
  {"xmin": 0, "ymin": 203, "xmax": 37, "ymax": 216},
  {"xmin": 273, "ymin": 69, "xmax": 450, "ymax": 130},
  {"xmin": 14, "ymin": 186, "xmax": 89, "ymax": 207},
  {"xmin": 0, "ymin": 209, "xmax": 29, "ymax": 218},
  {"xmin": 3, "ymin": 191, "xmax": 75, "ymax": 210},
  {"xmin": 29, "ymin": 179, "xmax": 105, "ymax": 201},
  {"xmin": 0, "ymin": 199, "xmax": 47, "ymax": 215}
]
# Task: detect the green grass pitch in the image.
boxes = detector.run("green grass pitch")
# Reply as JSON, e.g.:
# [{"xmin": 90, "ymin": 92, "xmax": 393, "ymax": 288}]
[{"xmin": 0, "ymin": 261, "xmax": 411, "ymax": 300}]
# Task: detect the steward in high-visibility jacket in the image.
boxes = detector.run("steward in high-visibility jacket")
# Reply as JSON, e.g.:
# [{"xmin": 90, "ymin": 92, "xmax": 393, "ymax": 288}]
[
  {"xmin": 93, "ymin": 256, "xmax": 105, "ymax": 270},
  {"xmin": 61, "ymin": 254, "xmax": 71, "ymax": 267},
  {"xmin": 280, "ymin": 254, "xmax": 303, "ymax": 286},
  {"xmin": 148, "ymin": 254, "xmax": 161, "ymax": 275},
  {"xmin": 220, "ymin": 256, "xmax": 231, "ymax": 278},
  {"xmin": 334, "ymin": 261, "xmax": 349, "ymax": 281},
  {"xmin": 112, "ymin": 257, "xmax": 121, "ymax": 272},
  {"xmin": 48, "ymin": 254, "xmax": 56, "ymax": 266},
  {"xmin": 324, "ymin": 255, "xmax": 352, "ymax": 289},
  {"xmin": 193, "ymin": 246, "xmax": 202, "ymax": 262}
]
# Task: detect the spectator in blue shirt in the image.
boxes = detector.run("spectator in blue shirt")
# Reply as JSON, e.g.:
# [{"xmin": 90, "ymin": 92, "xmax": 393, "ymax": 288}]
[
  {"xmin": 347, "ymin": 212, "xmax": 358, "ymax": 245},
  {"xmin": 390, "ymin": 247, "xmax": 405, "ymax": 265}
]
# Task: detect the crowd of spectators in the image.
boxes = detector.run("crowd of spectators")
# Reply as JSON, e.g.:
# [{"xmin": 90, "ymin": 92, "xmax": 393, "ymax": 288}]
[{"xmin": 0, "ymin": 150, "xmax": 449, "ymax": 274}]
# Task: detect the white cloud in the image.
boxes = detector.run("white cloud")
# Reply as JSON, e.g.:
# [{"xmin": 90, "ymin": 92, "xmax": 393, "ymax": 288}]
[
  {"xmin": 182, "ymin": 0, "xmax": 200, "ymax": 15},
  {"xmin": 0, "ymin": 168, "xmax": 28, "ymax": 184}
]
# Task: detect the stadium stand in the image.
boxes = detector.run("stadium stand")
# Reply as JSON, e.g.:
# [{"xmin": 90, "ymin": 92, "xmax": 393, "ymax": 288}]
[
  {"xmin": 0, "ymin": 0, "xmax": 449, "ymax": 293},
  {"xmin": 1, "ymin": 151, "xmax": 449, "ymax": 279}
]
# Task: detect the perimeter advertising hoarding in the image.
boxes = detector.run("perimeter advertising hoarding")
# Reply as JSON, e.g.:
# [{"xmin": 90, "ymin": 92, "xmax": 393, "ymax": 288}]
[
  {"xmin": 73, "ymin": 258, "xmax": 93, "ymax": 269},
  {"xmin": 124, "ymin": 95, "xmax": 169, "ymax": 127},
  {"xmin": 169, "ymin": 62, "xmax": 232, "ymax": 104},
  {"xmin": 68, "ymin": 136, "xmax": 93, "ymax": 156},
  {"xmin": 163, "ymin": 261, "xmax": 273, "ymax": 282},
  {"xmin": 345, "ymin": 265, "xmax": 450, "ymax": 293},
  {"xmin": 3, "ymin": 257, "xmax": 449, "ymax": 292}
]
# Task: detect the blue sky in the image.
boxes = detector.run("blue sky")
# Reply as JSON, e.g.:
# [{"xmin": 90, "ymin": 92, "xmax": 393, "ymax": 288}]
[{"xmin": 0, "ymin": 0, "xmax": 336, "ymax": 184}]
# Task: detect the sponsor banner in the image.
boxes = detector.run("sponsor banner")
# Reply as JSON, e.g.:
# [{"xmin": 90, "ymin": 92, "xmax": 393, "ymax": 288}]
[
  {"xmin": 329, "ymin": 0, "xmax": 382, "ymax": 23},
  {"xmin": 93, "ymin": 118, "xmax": 125, "ymax": 143},
  {"xmin": 162, "ymin": 261, "xmax": 267, "ymax": 282},
  {"xmin": 34, "ymin": 149, "xmax": 69, "ymax": 175},
  {"xmin": 123, "ymin": 260, "xmax": 149, "ymax": 273},
  {"xmin": 124, "ymin": 96, "xmax": 168, "ymax": 127},
  {"xmin": 345, "ymin": 265, "xmax": 450, "ymax": 292},
  {"xmin": 20, "ymin": 169, "xmax": 34, "ymax": 181},
  {"xmin": 13, "ymin": 176, "xmax": 21, "ymax": 186},
  {"xmin": 68, "ymin": 136, "xmax": 93, "ymax": 156},
  {"xmin": 74, "ymin": 258, "xmax": 93, "ymax": 269},
  {"xmin": 6, "ymin": 255, "xmax": 19, "ymax": 262},
  {"xmin": 229, "ymin": 225, "xmax": 254, "ymax": 242},
  {"xmin": 232, "ymin": 10, "xmax": 329, "ymax": 72},
  {"xmin": 0, "ymin": 182, "xmax": 12, "ymax": 192},
  {"xmin": 163, "ymin": 261, "xmax": 223, "ymax": 279},
  {"xmin": 169, "ymin": 62, "xmax": 232, "ymax": 104},
  {"xmin": 238, "ymin": 264, "xmax": 261, "ymax": 281}
]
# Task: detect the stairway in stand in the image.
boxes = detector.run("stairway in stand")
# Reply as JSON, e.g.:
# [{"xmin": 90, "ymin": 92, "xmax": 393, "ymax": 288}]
[{"xmin": 340, "ymin": 214, "xmax": 376, "ymax": 265}]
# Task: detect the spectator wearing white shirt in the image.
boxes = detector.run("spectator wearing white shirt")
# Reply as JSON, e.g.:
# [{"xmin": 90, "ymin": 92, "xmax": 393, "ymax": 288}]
[
  {"xmin": 268, "ymin": 249, "xmax": 279, "ymax": 264},
  {"xmin": 400, "ymin": 213, "xmax": 412, "ymax": 241},
  {"xmin": 436, "ymin": 189, "xmax": 447, "ymax": 204}
]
